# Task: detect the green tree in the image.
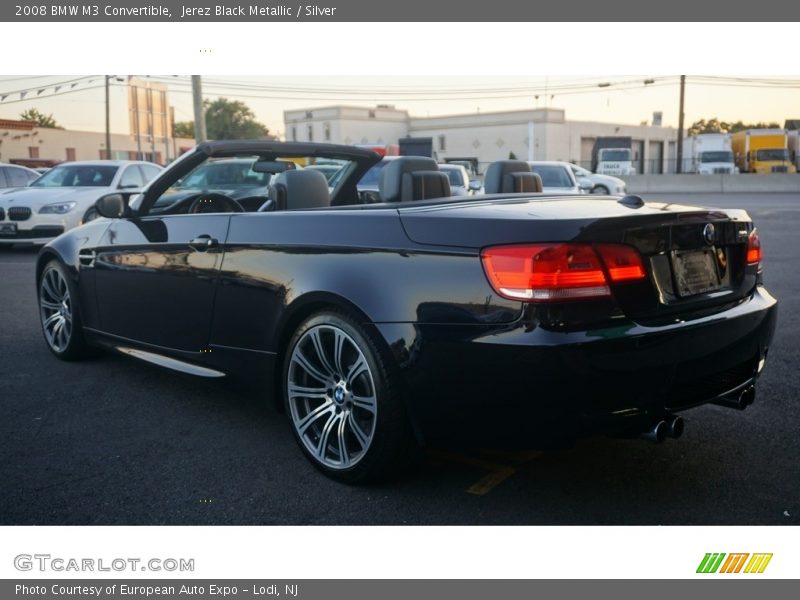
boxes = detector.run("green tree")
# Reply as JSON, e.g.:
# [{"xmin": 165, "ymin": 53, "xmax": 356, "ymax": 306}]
[
  {"xmin": 173, "ymin": 121, "xmax": 195, "ymax": 138},
  {"xmin": 687, "ymin": 118, "xmax": 780, "ymax": 136},
  {"xmin": 19, "ymin": 108, "xmax": 61, "ymax": 128},
  {"xmin": 508, "ymin": 151, "xmax": 518, "ymax": 160},
  {"xmin": 203, "ymin": 98, "xmax": 269, "ymax": 140}
]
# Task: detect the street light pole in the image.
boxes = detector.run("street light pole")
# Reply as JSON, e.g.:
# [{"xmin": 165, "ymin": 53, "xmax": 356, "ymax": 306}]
[
  {"xmin": 191, "ymin": 75, "xmax": 207, "ymax": 143},
  {"xmin": 105, "ymin": 75, "xmax": 111, "ymax": 159},
  {"xmin": 676, "ymin": 75, "xmax": 686, "ymax": 174}
]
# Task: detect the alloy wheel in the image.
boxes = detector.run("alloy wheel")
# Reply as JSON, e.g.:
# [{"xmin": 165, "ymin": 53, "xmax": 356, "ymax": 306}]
[
  {"xmin": 40, "ymin": 267, "xmax": 73, "ymax": 353},
  {"xmin": 287, "ymin": 324, "xmax": 378, "ymax": 470}
]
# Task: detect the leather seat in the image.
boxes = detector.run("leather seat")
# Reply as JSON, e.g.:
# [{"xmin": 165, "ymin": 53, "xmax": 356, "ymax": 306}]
[
  {"xmin": 378, "ymin": 157, "xmax": 451, "ymax": 202},
  {"xmin": 483, "ymin": 160, "xmax": 543, "ymax": 194},
  {"xmin": 260, "ymin": 169, "xmax": 330, "ymax": 211}
]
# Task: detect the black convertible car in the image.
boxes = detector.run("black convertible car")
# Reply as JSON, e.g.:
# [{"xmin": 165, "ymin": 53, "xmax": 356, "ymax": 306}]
[{"xmin": 36, "ymin": 141, "xmax": 777, "ymax": 482}]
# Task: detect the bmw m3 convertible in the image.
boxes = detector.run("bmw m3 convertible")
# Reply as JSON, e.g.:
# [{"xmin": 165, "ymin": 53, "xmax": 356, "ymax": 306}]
[{"xmin": 36, "ymin": 141, "xmax": 777, "ymax": 481}]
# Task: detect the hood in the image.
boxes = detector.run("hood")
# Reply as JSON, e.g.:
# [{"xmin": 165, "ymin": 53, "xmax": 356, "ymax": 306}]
[{"xmin": 0, "ymin": 186, "xmax": 110, "ymax": 210}]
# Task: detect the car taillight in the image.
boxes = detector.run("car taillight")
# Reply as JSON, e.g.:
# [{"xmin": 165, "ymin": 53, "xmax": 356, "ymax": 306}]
[
  {"xmin": 481, "ymin": 243, "xmax": 646, "ymax": 302},
  {"xmin": 747, "ymin": 228, "xmax": 762, "ymax": 271},
  {"xmin": 595, "ymin": 244, "xmax": 647, "ymax": 282}
]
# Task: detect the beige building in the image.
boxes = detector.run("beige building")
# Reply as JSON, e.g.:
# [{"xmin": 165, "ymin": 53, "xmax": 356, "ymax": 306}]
[
  {"xmin": 284, "ymin": 105, "xmax": 679, "ymax": 174},
  {"xmin": 0, "ymin": 118, "xmax": 195, "ymax": 166}
]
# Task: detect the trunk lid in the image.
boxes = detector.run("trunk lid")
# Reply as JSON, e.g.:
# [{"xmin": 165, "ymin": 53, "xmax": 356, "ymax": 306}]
[{"xmin": 398, "ymin": 196, "xmax": 757, "ymax": 322}]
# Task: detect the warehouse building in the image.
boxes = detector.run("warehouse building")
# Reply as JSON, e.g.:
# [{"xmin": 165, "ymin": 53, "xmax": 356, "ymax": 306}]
[{"xmin": 284, "ymin": 105, "xmax": 678, "ymax": 174}]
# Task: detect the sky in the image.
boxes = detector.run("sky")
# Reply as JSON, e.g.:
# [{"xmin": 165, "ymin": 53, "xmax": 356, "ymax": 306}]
[{"xmin": 0, "ymin": 75, "xmax": 797, "ymax": 139}]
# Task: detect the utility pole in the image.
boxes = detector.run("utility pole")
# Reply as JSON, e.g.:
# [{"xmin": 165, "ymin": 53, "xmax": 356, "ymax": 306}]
[
  {"xmin": 191, "ymin": 75, "xmax": 207, "ymax": 143},
  {"xmin": 105, "ymin": 76, "xmax": 111, "ymax": 159},
  {"xmin": 676, "ymin": 75, "xmax": 685, "ymax": 173}
]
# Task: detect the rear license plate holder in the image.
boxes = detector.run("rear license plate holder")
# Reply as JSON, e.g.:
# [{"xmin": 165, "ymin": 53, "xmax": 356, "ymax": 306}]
[
  {"xmin": 671, "ymin": 247, "xmax": 722, "ymax": 297},
  {"xmin": 0, "ymin": 222, "xmax": 17, "ymax": 237}
]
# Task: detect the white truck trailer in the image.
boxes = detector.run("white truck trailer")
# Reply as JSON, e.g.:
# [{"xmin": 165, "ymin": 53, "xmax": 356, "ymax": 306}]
[{"xmin": 682, "ymin": 133, "xmax": 737, "ymax": 174}]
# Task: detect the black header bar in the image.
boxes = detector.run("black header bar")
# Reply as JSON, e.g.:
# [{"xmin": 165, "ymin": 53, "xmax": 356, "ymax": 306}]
[{"xmin": 4, "ymin": 0, "xmax": 800, "ymax": 21}]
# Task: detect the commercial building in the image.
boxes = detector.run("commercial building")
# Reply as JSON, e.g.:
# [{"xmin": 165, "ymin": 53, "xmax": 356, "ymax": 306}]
[
  {"xmin": 0, "ymin": 118, "xmax": 194, "ymax": 167},
  {"xmin": 284, "ymin": 105, "xmax": 679, "ymax": 174}
]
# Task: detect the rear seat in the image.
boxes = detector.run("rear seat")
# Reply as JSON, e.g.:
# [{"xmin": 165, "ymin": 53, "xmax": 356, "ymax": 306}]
[
  {"xmin": 378, "ymin": 156, "xmax": 451, "ymax": 202},
  {"xmin": 483, "ymin": 160, "xmax": 542, "ymax": 194}
]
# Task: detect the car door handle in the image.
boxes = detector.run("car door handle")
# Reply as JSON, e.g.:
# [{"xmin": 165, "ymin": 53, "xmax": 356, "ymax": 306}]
[{"xmin": 189, "ymin": 235, "xmax": 219, "ymax": 252}]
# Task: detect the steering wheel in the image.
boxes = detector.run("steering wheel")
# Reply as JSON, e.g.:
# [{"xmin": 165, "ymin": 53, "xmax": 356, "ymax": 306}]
[{"xmin": 186, "ymin": 193, "xmax": 244, "ymax": 214}]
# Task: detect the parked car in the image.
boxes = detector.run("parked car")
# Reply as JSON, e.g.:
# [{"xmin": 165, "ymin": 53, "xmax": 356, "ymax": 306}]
[
  {"xmin": 153, "ymin": 157, "xmax": 278, "ymax": 213},
  {"xmin": 0, "ymin": 162, "xmax": 40, "ymax": 190},
  {"xmin": 438, "ymin": 163, "xmax": 481, "ymax": 196},
  {"xmin": 569, "ymin": 163, "xmax": 627, "ymax": 195},
  {"xmin": 354, "ymin": 155, "xmax": 399, "ymax": 203},
  {"xmin": 527, "ymin": 161, "xmax": 591, "ymax": 193},
  {"xmin": 0, "ymin": 160, "xmax": 162, "ymax": 245},
  {"xmin": 36, "ymin": 143, "xmax": 776, "ymax": 483},
  {"xmin": 305, "ymin": 161, "xmax": 346, "ymax": 183}
]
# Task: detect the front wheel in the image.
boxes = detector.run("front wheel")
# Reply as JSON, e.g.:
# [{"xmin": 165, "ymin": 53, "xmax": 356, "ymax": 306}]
[
  {"xmin": 283, "ymin": 311, "xmax": 413, "ymax": 482},
  {"xmin": 592, "ymin": 185, "xmax": 610, "ymax": 195},
  {"xmin": 39, "ymin": 260, "xmax": 91, "ymax": 360}
]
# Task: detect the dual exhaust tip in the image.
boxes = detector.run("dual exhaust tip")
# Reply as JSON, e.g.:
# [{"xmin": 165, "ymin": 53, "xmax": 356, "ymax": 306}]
[
  {"xmin": 639, "ymin": 385, "xmax": 757, "ymax": 443},
  {"xmin": 640, "ymin": 415, "xmax": 684, "ymax": 443},
  {"xmin": 712, "ymin": 385, "xmax": 756, "ymax": 411}
]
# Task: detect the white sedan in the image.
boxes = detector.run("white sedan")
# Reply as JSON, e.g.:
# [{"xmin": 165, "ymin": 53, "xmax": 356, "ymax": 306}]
[
  {"xmin": 569, "ymin": 163, "xmax": 627, "ymax": 195},
  {"xmin": 527, "ymin": 161, "xmax": 592, "ymax": 194},
  {"xmin": 0, "ymin": 160, "xmax": 162, "ymax": 246}
]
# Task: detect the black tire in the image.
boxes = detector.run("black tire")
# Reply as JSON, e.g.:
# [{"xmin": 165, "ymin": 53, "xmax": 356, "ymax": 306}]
[
  {"xmin": 38, "ymin": 260, "xmax": 92, "ymax": 361},
  {"xmin": 283, "ymin": 310, "xmax": 414, "ymax": 483},
  {"xmin": 82, "ymin": 206, "xmax": 100, "ymax": 224},
  {"xmin": 592, "ymin": 185, "xmax": 610, "ymax": 195}
]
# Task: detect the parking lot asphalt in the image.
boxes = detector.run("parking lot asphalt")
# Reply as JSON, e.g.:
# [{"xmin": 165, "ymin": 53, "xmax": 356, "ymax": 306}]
[{"xmin": 0, "ymin": 192, "xmax": 798, "ymax": 525}]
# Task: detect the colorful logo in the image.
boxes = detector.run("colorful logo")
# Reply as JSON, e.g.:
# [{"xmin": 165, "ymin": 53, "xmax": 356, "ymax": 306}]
[{"xmin": 697, "ymin": 553, "xmax": 773, "ymax": 574}]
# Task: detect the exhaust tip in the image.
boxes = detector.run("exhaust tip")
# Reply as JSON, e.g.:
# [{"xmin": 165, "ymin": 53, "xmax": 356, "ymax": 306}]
[
  {"xmin": 667, "ymin": 415, "xmax": 685, "ymax": 439},
  {"xmin": 741, "ymin": 386, "xmax": 756, "ymax": 407},
  {"xmin": 640, "ymin": 420, "xmax": 668, "ymax": 443}
]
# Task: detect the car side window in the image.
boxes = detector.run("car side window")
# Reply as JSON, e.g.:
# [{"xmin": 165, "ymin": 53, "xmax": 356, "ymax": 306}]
[
  {"xmin": 140, "ymin": 165, "xmax": 162, "ymax": 184},
  {"xmin": 0, "ymin": 167, "xmax": 8, "ymax": 187},
  {"xmin": 9, "ymin": 167, "xmax": 35, "ymax": 187},
  {"xmin": 120, "ymin": 166, "xmax": 145, "ymax": 189}
]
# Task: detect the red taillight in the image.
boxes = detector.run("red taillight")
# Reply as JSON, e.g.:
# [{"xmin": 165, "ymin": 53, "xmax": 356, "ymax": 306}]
[
  {"xmin": 747, "ymin": 229, "xmax": 762, "ymax": 271},
  {"xmin": 595, "ymin": 244, "xmax": 647, "ymax": 282},
  {"xmin": 481, "ymin": 243, "xmax": 646, "ymax": 302}
]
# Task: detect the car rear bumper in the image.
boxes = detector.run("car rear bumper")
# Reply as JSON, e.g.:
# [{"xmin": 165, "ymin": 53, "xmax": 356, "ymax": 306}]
[{"xmin": 374, "ymin": 285, "xmax": 777, "ymax": 446}]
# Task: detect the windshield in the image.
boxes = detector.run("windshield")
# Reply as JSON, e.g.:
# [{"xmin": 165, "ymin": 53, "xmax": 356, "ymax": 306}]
[
  {"xmin": 530, "ymin": 165, "xmax": 574, "ymax": 188},
  {"xmin": 755, "ymin": 149, "xmax": 790, "ymax": 161},
  {"xmin": 599, "ymin": 149, "xmax": 631, "ymax": 162},
  {"xmin": 31, "ymin": 164, "xmax": 118, "ymax": 188},
  {"xmin": 175, "ymin": 159, "xmax": 270, "ymax": 190},
  {"xmin": 700, "ymin": 151, "xmax": 734, "ymax": 163},
  {"xmin": 358, "ymin": 160, "xmax": 390, "ymax": 187}
]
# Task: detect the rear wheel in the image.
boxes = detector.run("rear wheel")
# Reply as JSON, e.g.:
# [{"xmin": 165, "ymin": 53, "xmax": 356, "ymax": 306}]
[
  {"xmin": 39, "ymin": 260, "xmax": 91, "ymax": 360},
  {"xmin": 283, "ymin": 311, "xmax": 412, "ymax": 482}
]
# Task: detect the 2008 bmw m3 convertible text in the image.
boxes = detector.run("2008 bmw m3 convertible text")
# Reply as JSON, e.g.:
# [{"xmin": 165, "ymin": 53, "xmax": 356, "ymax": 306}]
[{"xmin": 35, "ymin": 141, "xmax": 777, "ymax": 482}]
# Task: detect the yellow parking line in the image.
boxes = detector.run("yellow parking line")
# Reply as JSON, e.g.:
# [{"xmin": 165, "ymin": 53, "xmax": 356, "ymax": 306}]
[
  {"xmin": 427, "ymin": 449, "xmax": 543, "ymax": 495},
  {"xmin": 466, "ymin": 466, "xmax": 517, "ymax": 495}
]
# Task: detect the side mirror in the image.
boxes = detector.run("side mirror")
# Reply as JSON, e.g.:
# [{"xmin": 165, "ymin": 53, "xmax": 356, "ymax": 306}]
[
  {"xmin": 94, "ymin": 193, "xmax": 128, "ymax": 219},
  {"xmin": 468, "ymin": 180, "xmax": 482, "ymax": 192},
  {"xmin": 578, "ymin": 177, "xmax": 593, "ymax": 192}
]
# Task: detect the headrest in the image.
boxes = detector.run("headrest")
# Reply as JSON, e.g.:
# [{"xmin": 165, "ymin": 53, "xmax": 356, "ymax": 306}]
[
  {"xmin": 378, "ymin": 156, "xmax": 441, "ymax": 202},
  {"xmin": 269, "ymin": 169, "xmax": 330, "ymax": 210},
  {"xmin": 483, "ymin": 160, "xmax": 542, "ymax": 194},
  {"xmin": 409, "ymin": 171, "xmax": 451, "ymax": 201}
]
